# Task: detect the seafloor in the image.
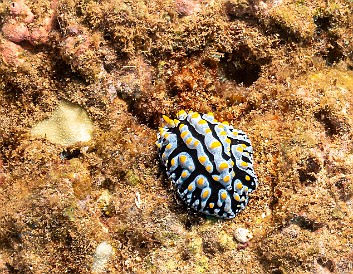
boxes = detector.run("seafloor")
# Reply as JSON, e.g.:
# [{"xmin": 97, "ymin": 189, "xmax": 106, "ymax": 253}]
[{"xmin": 0, "ymin": 0, "xmax": 353, "ymax": 273}]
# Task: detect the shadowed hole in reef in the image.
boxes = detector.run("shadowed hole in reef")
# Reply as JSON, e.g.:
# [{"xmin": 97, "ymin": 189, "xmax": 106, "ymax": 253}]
[
  {"xmin": 60, "ymin": 149, "xmax": 82, "ymax": 160},
  {"xmin": 272, "ymin": 270, "xmax": 284, "ymax": 274},
  {"xmin": 325, "ymin": 40, "xmax": 345, "ymax": 66},
  {"xmin": 314, "ymin": 16, "xmax": 331, "ymax": 34},
  {"xmin": 218, "ymin": 53, "xmax": 261, "ymax": 86},
  {"xmin": 317, "ymin": 257, "xmax": 335, "ymax": 272},
  {"xmin": 335, "ymin": 178, "xmax": 353, "ymax": 202},
  {"xmin": 314, "ymin": 16, "xmax": 344, "ymax": 66},
  {"xmin": 314, "ymin": 108, "xmax": 349, "ymax": 136},
  {"xmin": 298, "ymin": 157, "xmax": 320, "ymax": 185},
  {"xmin": 289, "ymin": 215, "xmax": 324, "ymax": 232}
]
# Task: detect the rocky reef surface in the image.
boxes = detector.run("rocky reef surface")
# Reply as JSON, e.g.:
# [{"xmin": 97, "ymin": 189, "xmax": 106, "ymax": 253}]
[{"xmin": 0, "ymin": 0, "xmax": 353, "ymax": 273}]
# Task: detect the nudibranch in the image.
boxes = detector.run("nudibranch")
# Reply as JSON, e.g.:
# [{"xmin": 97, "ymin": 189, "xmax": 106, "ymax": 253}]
[{"xmin": 156, "ymin": 110, "xmax": 258, "ymax": 219}]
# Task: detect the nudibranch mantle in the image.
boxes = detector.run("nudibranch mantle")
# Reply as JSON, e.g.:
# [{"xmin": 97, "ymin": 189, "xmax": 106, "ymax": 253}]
[{"xmin": 156, "ymin": 110, "xmax": 258, "ymax": 219}]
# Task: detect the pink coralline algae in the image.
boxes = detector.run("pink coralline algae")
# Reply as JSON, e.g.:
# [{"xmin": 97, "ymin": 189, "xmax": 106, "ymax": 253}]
[
  {"xmin": 0, "ymin": 0, "xmax": 58, "ymax": 66},
  {"xmin": 29, "ymin": 16, "xmax": 56, "ymax": 45},
  {"xmin": 56, "ymin": 24, "xmax": 105, "ymax": 80},
  {"xmin": 10, "ymin": 0, "xmax": 35, "ymax": 23},
  {"xmin": 1, "ymin": 19, "xmax": 30, "ymax": 43},
  {"xmin": 0, "ymin": 0, "xmax": 57, "ymax": 46},
  {"xmin": 29, "ymin": 0, "xmax": 58, "ymax": 45},
  {"xmin": 0, "ymin": 40, "xmax": 25, "ymax": 66},
  {"xmin": 175, "ymin": 0, "xmax": 201, "ymax": 16},
  {"xmin": 59, "ymin": 26, "xmax": 94, "ymax": 66},
  {"xmin": 1, "ymin": 0, "xmax": 33, "ymax": 44}
]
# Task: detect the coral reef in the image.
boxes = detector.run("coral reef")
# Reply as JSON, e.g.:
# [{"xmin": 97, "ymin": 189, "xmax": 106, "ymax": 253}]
[{"xmin": 0, "ymin": 0, "xmax": 352, "ymax": 272}]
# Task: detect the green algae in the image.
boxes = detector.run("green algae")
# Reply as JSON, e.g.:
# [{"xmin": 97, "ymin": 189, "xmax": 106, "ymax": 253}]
[{"xmin": 63, "ymin": 205, "xmax": 77, "ymax": 221}]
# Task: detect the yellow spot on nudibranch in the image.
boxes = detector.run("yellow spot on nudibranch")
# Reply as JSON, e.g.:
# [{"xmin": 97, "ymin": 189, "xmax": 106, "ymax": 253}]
[
  {"xmin": 209, "ymin": 203, "xmax": 214, "ymax": 208},
  {"xmin": 221, "ymin": 192, "xmax": 227, "ymax": 200},
  {"xmin": 210, "ymin": 141, "xmax": 221, "ymax": 149},
  {"xmin": 206, "ymin": 166, "xmax": 212, "ymax": 172},
  {"xmin": 191, "ymin": 112, "xmax": 200, "ymax": 119},
  {"xmin": 236, "ymin": 182, "xmax": 243, "ymax": 190},
  {"xmin": 245, "ymin": 175, "xmax": 251, "ymax": 181},
  {"xmin": 179, "ymin": 155, "xmax": 187, "ymax": 164},
  {"xmin": 241, "ymin": 144, "xmax": 247, "ymax": 148},
  {"xmin": 225, "ymin": 138, "xmax": 231, "ymax": 144},
  {"xmin": 166, "ymin": 143, "xmax": 172, "ymax": 149},
  {"xmin": 205, "ymin": 128, "xmax": 212, "ymax": 134},
  {"xmin": 180, "ymin": 131, "xmax": 188, "ymax": 138},
  {"xmin": 234, "ymin": 194, "xmax": 241, "ymax": 202},
  {"xmin": 198, "ymin": 156, "xmax": 207, "ymax": 164},
  {"xmin": 197, "ymin": 177, "xmax": 204, "ymax": 186},
  {"xmin": 162, "ymin": 115, "xmax": 174, "ymax": 127},
  {"xmin": 193, "ymin": 140, "xmax": 200, "ymax": 146},
  {"xmin": 177, "ymin": 110, "xmax": 187, "ymax": 119},
  {"xmin": 188, "ymin": 184, "xmax": 194, "ymax": 191},
  {"xmin": 237, "ymin": 146, "xmax": 243, "ymax": 152},
  {"xmin": 202, "ymin": 190, "xmax": 210, "ymax": 199},
  {"xmin": 207, "ymin": 112, "xmax": 214, "ymax": 117},
  {"xmin": 219, "ymin": 162, "xmax": 228, "ymax": 171},
  {"xmin": 241, "ymin": 161, "xmax": 248, "ymax": 167},
  {"xmin": 198, "ymin": 119, "xmax": 207, "ymax": 125},
  {"xmin": 223, "ymin": 175, "xmax": 230, "ymax": 183},
  {"xmin": 220, "ymin": 131, "xmax": 227, "ymax": 136},
  {"xmin": 222, "ymin": 121, "xmax": 229, "ymax": 125},
  {"xmin": 179, "ymin": 123, "xmax": 185, "ymax": 130},
  {"xmin": 181, "ymin": 171, "xmax": 188, "ymax": 178},
  {"xmin": 171, "ymin": 158, "xmax": 176, "ymax": 166},
  {"xmin": 185, "ymin": 138, "xmax": 193, "ymax": 145}
]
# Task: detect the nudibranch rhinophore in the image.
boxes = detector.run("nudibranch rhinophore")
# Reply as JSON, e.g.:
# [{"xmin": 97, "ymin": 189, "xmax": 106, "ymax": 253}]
[{"xmin": 156, "ymin": 110, "xmax": 258, "ymax": 219}]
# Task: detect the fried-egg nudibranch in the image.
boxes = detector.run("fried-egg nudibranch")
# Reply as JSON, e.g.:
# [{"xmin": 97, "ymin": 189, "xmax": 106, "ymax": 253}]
[{"xmin": 156, "ymin": 110, "xmax": 258, "ymax": 219}]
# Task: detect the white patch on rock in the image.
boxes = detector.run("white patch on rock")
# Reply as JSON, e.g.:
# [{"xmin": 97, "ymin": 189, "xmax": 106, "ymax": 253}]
[
  {"xmin": 92, "ymin": 241, "xmax": 114, "ymax": 273},
  {"xmin": 31, "ymin": 100, "xmax": 93, "ymax": 146},
  {"xmin": 234, "ymin": 227, "xmax": 253, "ymax": 243}
]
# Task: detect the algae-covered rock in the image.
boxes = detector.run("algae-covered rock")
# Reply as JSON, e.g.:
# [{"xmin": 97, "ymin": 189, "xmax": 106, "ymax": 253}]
[{"xmin": 1, "ymin": 0, "xmax": 353, "ymax": 272}]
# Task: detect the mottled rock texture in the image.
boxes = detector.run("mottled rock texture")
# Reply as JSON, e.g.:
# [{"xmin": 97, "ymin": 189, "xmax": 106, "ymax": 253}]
[{"xmin": 0, "ymin": 0, "xmax": 352, "ymax": 272}]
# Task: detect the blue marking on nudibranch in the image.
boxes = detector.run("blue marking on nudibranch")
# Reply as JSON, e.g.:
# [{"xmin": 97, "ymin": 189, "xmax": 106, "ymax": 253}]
[{"xmin": 156, "ymin": 110, "xmax": 259, "ymax": 219}]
